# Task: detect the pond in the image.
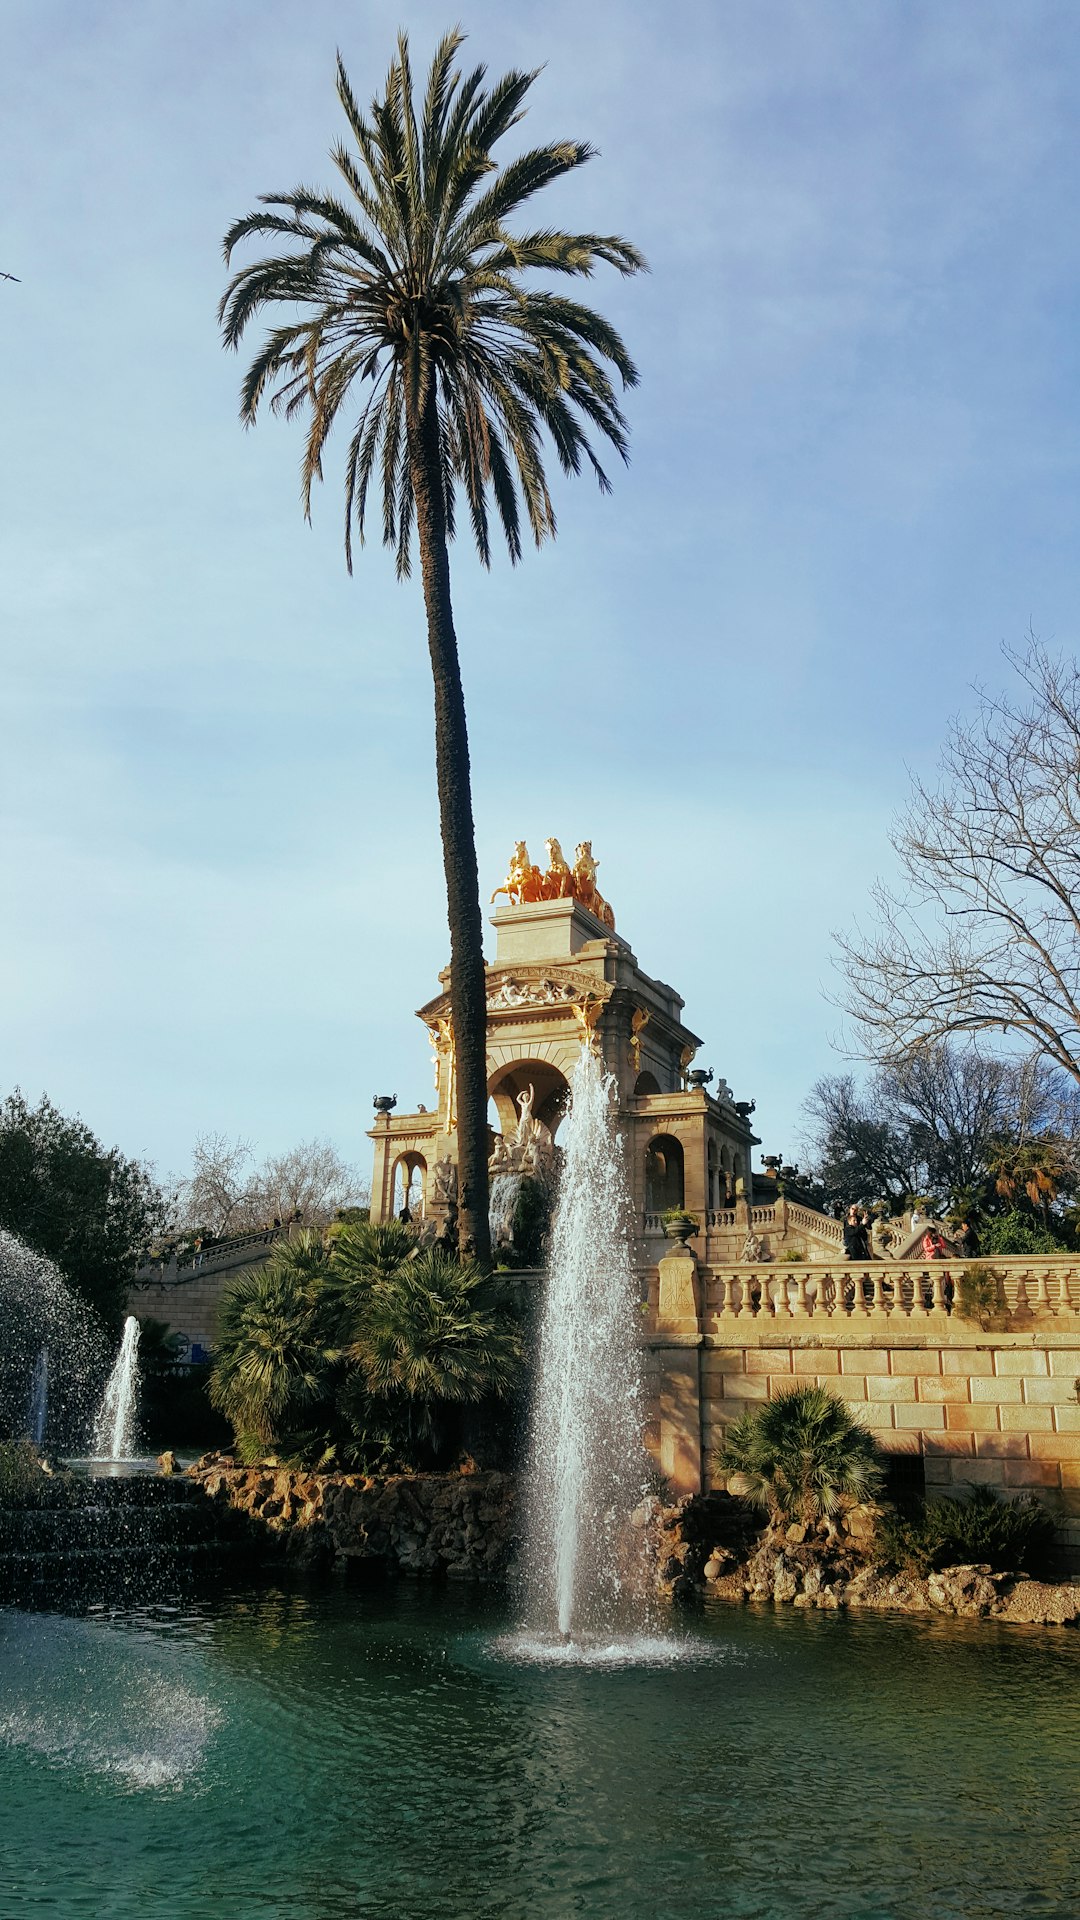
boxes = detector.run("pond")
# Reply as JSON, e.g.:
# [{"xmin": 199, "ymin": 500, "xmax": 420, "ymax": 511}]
[{"xmin": 1, "ymin": 1579, "xmax": 1078, "ymax": 1920}]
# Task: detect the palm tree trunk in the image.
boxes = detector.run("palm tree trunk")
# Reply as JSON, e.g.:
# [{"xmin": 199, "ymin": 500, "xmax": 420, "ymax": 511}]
[{"xmin": 407, "ymin": 365, "xmax": 491, "ymax": 1268}]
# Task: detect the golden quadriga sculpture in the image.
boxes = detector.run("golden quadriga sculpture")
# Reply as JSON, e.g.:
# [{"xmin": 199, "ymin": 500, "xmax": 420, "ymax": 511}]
[{"xmin": 491, "ymin": 838, "xmax": 615, "ymax": 930}]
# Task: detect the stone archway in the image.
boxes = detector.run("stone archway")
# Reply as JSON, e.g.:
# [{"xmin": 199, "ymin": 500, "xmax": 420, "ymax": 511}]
[
  {"xmin": 488, "ymin": 1059, "xmax": 571, "ymax": 1142},
  {"xmin": 391, "ymin": 1152, "xmax": 427, "ymax": 1221},
  {"xmin": 645, "ymin": 1134, "xmax": 685, "ymax": 1212}
]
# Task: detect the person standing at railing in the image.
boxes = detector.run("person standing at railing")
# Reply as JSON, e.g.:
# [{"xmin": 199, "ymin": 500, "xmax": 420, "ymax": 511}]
[{"xmin": 843, "ymin": 1206, "xmax": 869, "ymax": 1260}]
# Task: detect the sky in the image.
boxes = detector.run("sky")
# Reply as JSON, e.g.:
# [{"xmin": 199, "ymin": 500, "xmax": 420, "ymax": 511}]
[{"xmin": 3, "ymin": 0, "xmax": 1080, "ymax": 1190}]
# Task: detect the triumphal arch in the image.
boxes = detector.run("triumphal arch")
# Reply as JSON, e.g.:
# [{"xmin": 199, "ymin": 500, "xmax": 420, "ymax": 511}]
[{"xmin": 368, "ymin": 838, "xmax": 761, "ymax": 1251}]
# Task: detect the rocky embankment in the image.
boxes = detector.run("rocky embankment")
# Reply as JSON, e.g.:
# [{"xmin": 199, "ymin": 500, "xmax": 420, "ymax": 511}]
[
  {"xmin": 187, "ymin": 1455, "xmax": 517, "ymax": 1583},
  {"xmin": 187, "ymin": 1460, "xmax": 1080, "ymax": 1623},
  {"xmin": 650, "ymin": 1491, "xmax": 1080, "ymax": 1626}
]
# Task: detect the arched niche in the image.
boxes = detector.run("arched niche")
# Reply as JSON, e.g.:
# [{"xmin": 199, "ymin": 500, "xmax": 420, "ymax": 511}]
[
  {"xmin": 633, "ymin": 1071, "xmax": 661, "ymax": 1096},
  {"xmin": 488, "ymin": 1060, "xmax": 570, "ymax": 1142},
  {"xmin": 645, "ymin": 1133, "xmax": 685, "ymax": 1212},
  {"xmin": 391, "ymin": 1152, "xmax": 427, "ymax": 1221},
  {"xmin": 707, "ymin": 1138, "xmax": 719, "ymax": 1210}
]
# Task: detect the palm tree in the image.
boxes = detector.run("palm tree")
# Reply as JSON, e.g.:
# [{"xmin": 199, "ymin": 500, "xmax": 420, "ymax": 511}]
[
  {"xmin": 219, "ymin": 32, "xmax": 644, "ymax": 1265},
  {"xmin": 718, "ymin": 1385, "xmax": 884, "ymax": 1536},
  {"xmin": 209, "ymin": 1239, "xmax": 329, "ymax": 1457},
  {"xmin": 351, "ymin": 1248, "xmax": 522, "ymax": 1450}
]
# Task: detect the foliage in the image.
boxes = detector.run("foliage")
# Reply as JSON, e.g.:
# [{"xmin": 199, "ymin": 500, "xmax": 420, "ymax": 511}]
[
  {"xmin": 877, "ymin": 1484, "xmax": 1057, "ymax": 1577},
  {"xmin": 0, "ymin": 1089, "xmax": 170, "ymax": 1325},
  {"xmin": 979, "ymin": 1211, "xmax": 1070, "ymax": 1256},
  {"xmin": 835, "ymin": 640, "xmax": 1080, "ymax": 1088},
  {"xmin": 777, "ymin": 1249, "xmax": 806, "ymax": 1263},
  {"xmin": 718, "ymin": 1386, "xmax": 884, "ymax": 1531},
  {"xmin": 209, "ymin": 1222, "xmax": 523, "ymax": 1470},
  {"xmin": 219, "ymin": 29, "xmax": 644, "ymax": 578},
  {"xmin": 953, "ymin": 1263, "xmax": 1009, "ymax": 1331}
]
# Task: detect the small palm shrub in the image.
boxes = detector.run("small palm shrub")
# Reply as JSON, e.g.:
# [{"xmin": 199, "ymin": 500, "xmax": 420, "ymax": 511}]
[
  {"xmin": 718, "ymin": 1385, "xmax": 884, "ymax": 1533},
  {"xmin": 877, "ymin": 1484, "xmax": 1056, "ymax": 1577}
]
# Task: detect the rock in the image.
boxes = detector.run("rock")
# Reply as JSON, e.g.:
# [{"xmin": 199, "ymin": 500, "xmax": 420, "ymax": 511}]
[
  {"xmin": 157, "ymin": 1451, "xmax": 178, "ymax": 1476},
  {"xmin": 928, "ymin": 1564, "xmax": 1005, "ymax": 1617},
  {"xmin": 996, "ymin": 1578, "xmax": 1080, "ymax": 1627}
]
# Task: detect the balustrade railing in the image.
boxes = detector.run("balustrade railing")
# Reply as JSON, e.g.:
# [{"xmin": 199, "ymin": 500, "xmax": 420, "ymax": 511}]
[{"xmin": 694, "ymin": 1261, "xmax": 1080, "ymax": 1324}]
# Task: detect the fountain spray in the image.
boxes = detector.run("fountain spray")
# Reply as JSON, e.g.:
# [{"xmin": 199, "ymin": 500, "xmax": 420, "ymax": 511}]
[{"xmin": 522, "ymin": 1046, "xmax": 650, "ymax": 1642}]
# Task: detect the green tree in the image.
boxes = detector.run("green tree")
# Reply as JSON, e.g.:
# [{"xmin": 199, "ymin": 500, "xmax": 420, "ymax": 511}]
[
  {"xmin": 719, "ymin": 1385, "xmax": 884, "ymax": 1536},
  {"xmin": 219, "ymin": 31, "xmax": 644, "ymax": 1264},
  {"xmin": 0, "ymin": 1089, "xmax": 169, "ymax": 1325}
]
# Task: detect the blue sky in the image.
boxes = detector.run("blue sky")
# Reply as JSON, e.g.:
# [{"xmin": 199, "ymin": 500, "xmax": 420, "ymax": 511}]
[{"xmin": 3, "ymin": 0, "xmax": 1079, "ymax": 1189}]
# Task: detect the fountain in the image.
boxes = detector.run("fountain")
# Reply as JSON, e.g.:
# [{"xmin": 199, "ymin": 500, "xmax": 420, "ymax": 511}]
[
  {"xmin": 521, "ymin": 1046, "xmax": 651, "ymax": 1645},
  {"xmin": 91, "ymin": 1316, "xmax": 141, "ymax": 1462},
  {"xmin": 0, "ymin": 1229, "xmax": 108, "ymax": 1453},
  {"xmin": 26, "ymin": 1349, "xmax": 48, "ymax": 1450}
]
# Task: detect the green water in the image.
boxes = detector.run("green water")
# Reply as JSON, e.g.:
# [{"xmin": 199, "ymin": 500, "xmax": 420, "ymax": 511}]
[{"xmin": 1, "ymin": 1581, "xmax": 1078, "ymax": 1920}]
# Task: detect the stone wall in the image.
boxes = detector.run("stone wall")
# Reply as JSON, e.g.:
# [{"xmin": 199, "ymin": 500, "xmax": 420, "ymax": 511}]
[
  {"xmin": 645, "ymin": 1249, "xmax": 1080, "ymax": 1565},
  {"xmin": 188, "ymin": 1459, "xmax": 517, "ymax": 1582}
]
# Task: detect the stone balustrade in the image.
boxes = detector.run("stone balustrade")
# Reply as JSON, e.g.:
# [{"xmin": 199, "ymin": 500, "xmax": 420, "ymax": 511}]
[{"xmin": 696, "ymin": 1259, "xmax": 1080, "ymax": 1328}]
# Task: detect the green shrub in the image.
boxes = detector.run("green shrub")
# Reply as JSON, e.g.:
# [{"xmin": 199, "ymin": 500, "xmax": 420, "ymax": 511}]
[
  {"xmin": 718, "ymin": 1384, "xmax": 884, "ymax": 1531},
  {"xmin": 954, "ymin": 1262, "xmax": 1009, "ymax": 1331},
  {"xmin": 981, "ymin": 1211, "xmax": 1068, "ymax": 1256},
  {"xmin": 777, "ymin": 1249, "xmax": 806, "ymax": 1263},
  {"xmin": 877, "ymin": 1484, "xmax": 1057, "ymax": 1577}
]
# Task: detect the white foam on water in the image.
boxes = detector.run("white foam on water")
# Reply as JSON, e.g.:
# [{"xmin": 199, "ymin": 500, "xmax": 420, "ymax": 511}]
[
  {"xmin": 492, "ymin": 1630, "xmax": 723, "ymax": 1670},
  {"xmin": 0, "ymin": 1611, "xmax": 222, "ymax": 1793}
]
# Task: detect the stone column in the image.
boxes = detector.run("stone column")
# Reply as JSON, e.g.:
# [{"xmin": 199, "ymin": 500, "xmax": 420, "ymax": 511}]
[{"xmin": 655, "ymin": 1245, "xmax": 703, "ymax": 1496}]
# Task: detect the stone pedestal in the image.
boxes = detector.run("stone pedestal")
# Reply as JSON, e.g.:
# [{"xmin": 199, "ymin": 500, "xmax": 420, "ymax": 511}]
[{"xmin": 656, "ymin": 1245, "xmax": 701, "ymax": 1338}]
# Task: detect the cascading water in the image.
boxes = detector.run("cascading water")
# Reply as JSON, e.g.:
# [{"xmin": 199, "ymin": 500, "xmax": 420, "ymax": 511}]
[
  {"xmin": 488, "ymin": 1172, "xmax": 522, "ymax": 1253},
  {"xmin": 521, "ymin": 1046, "xmax": 650, "ymax": 1643},
  {"xmin": 26, "ymin": 1349, "xmax": 48, "ymax": 1450},
  {"xmin": 92, "ymin": 1317, "xmax": 141, "ymax": 1461}
]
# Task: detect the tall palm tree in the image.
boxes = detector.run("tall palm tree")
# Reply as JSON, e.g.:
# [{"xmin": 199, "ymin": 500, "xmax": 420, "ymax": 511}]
[{"xmin": 219, "ymin": 32, "xmax": 645, "ymax": 1265}]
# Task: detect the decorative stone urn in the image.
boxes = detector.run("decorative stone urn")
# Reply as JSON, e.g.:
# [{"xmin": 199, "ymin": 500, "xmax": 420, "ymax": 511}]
[{"xmin": 662, "ymin": 1211, "xmax": 699, "ymax": 1247}]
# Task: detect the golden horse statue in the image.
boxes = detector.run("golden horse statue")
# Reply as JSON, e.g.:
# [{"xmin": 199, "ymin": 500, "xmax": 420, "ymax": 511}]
[
  {"xmin": 542, "ymin": 837, "xmax": 574, "ymax": 899},
  {"xmin": 492, "ymin": 837, "xmax": 615, "ymax": 928},
  {"xmin": 491, "ymin": 841, "xmax": 544, "ymax": 906},
  {"xmin": 572, "ymin": 841, "xmax": 615, "ymax": 929}
]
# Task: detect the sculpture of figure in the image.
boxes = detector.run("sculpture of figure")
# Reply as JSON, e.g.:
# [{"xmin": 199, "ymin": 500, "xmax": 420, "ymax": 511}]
[
  {"xmin": 491, "ymin": 842, "xmax": 544, "ymax": 906},
  {"xmin": 741, "ymin": 1230, "xmax": 764, "ymax": 1263},
  {"xmin": 514, "ymin": 1085, "xmax": 537, "ymax": 1146},
  {"xmin": 488, "ymin": 1136, "xmax": 509, "ymax": 1173},
  {"xmin": 629, "ymin": 1006, "xmax": 650, "ymax": 1073},
  {"xmin": 432, "ymin": 1157, "xmax": 458, "ymax": 1204},
  {"xmin": 542, "ymin": 837, "xmax": 574, "ymax": 899},
  {"xmin": 573, "ymin": 993, "xmax": 605, "ymax": 1052}
]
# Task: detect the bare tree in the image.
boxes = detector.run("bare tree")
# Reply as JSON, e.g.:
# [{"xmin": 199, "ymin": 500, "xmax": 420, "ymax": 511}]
[
  {"xmin": 836, "ymin": 640, "xmax": 1080, "ymax": 1085},
  {"xmin": 803, "ymin": 1043, "xmax": 1080, "ymax": 1211},
  {"xmin": 179, "ymin": 1134, "xmax": 367, "ymax": 1236},
  {"xmin": 258, "ymin": 1140, "xmax": 368, "ymax": 1225}
]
